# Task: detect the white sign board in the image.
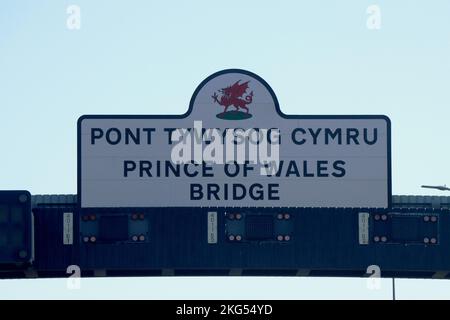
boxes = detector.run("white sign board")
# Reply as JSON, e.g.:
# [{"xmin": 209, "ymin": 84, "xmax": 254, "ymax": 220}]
[{"xmin": 78, "ymin": 69, "xmax": 391, "ymax": 208}]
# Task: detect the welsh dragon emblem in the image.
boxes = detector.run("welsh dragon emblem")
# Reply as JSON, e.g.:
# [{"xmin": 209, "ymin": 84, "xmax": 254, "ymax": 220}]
[{"xmin": 212, "ymin": 80, "xmax": 253, "ymax": 120}]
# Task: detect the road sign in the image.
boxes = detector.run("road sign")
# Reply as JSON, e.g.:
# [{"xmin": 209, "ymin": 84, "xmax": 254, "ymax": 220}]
[{"xmin": 78, "ymin": 69, "xmax": 391, "ymax": 208}]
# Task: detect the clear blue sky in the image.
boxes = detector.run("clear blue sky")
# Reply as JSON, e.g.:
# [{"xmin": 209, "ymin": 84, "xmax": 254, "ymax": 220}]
[{"xmin": 1, "ymin": 0, "xmax": 450, "ymax": 299}]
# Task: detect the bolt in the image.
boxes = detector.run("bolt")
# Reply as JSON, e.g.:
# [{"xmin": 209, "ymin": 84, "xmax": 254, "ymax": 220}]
[{"xmin": 18, "ymin": 250, "xmax": 27, "ymax": 258}]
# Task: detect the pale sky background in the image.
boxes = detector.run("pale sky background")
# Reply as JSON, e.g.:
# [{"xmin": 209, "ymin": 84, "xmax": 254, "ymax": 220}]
[{"xmin": 1, "ymin": 0, "xmax": 450, "ymax": 299}]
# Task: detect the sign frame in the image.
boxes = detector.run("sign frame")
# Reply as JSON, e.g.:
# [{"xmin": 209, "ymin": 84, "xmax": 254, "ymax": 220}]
[{"xmin": 77, "ymin": 69, "xmax": 392, "ymax": 209}]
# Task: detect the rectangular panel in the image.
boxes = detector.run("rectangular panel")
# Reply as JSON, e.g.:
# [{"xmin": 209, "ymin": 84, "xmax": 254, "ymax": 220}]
[
  {"xmin": 358, "ymin": 212, "xmax": 370, "ymax": 245},
  {"xmin": 207, "ymin": 211, "xmax": 217, "ymax": 244},
  {"xmin": 63, "ymin": 212, "xmax": 73, "ymax": 245},
  {"xmin": 79, "ymin": 117, "xmax": 390, "ymax": 208},
  {"xmin": 0, "ymin": 191, "xmax": 32, "ymax": 264}
]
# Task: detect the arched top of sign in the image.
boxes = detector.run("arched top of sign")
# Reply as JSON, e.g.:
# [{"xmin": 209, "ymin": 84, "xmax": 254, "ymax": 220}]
[
  {"xmin": 77, "ymin": 68, "xmax": 391, "ymax": 124},
  {"xmin": 186, "ymin": 69, "xmax": 283, "ymax": 122}
]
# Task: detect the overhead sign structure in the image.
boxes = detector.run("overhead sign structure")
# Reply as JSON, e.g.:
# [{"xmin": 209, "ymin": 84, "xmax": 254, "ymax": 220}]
[{"xmin": 78, "ymin": 69, "xmax": 391, "ymax": 208}]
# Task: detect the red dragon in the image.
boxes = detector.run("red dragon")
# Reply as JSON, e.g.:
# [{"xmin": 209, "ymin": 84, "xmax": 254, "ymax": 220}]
[{"xmin": 212, "ymin": 80, "xmax": 253, "ymax": 113}]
